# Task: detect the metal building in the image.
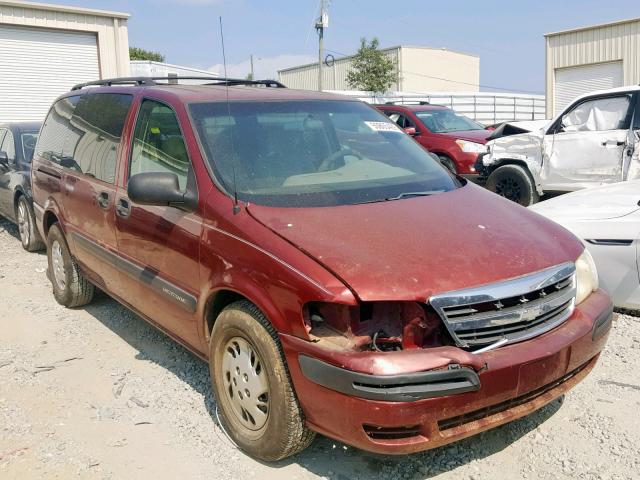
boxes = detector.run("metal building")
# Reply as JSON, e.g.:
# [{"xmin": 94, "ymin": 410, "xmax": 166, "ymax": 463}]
[
  {"xmin": 278, "ymin": 45, "xmax": 479, "ymax": 93},
  {"xmin": 130, "ymin": 61, "xmax": 220, "ymax": 82},
  {"xmin": 0, "ymin": 0, "xmax": 130, "ymax": 122},
  {"xmin": 545, "ymin": 17, "xmax": 640, "ymax": 116}
]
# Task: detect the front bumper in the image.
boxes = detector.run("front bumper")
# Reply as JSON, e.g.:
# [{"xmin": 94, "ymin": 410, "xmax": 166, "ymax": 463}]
[{"xmin": 281, "ymin": 289, "xmax": 612, "ymax": 455}]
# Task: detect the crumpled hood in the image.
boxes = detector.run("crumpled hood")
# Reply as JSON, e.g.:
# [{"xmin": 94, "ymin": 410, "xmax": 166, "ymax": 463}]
[
  {"xmin": 247, "ymin": 183, "xmax": 583, "ymax": 302},
  {"xmin": 529, "ymin": 181, "xmax": 640, "ymax": 221},
  {"xmin": 438, "ymin": 129, "xmax": 490, "ymax": 144}
]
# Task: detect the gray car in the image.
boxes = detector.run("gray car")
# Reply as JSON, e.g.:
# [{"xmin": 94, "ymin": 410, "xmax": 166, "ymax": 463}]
[{"xmin": 0, "ymin": 121, "xmax": 44, "ymax": 251}]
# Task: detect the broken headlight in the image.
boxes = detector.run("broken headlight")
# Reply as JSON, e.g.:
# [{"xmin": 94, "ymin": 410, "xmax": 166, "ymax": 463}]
[
  {"xmin": 575, "ymin": 248, "xmax": 599, "ymax": 305},
  {"xmin": 303, "ymin": 302, "xmax": 449, "ymax": 351}
]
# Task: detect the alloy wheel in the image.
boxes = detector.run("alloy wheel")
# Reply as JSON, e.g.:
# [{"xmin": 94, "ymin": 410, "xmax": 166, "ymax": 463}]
[{"xmin": 495, "ymin": 177, "xmax": 522, "ymax": 202}]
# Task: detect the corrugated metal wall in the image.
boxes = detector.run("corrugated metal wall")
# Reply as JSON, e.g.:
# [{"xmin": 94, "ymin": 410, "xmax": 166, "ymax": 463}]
[
  {"xmin": 545, "ymin": 18, "xmax": 640, "ymax": 115},
  {"xmin": 0, "ymin": 1, "xmax": 130, "ymax": 78}
]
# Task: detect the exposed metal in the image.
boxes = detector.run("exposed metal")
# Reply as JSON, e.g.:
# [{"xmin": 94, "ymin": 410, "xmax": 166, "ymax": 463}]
[{"xmin": 429, "ymin": 263, "xmax": 576, "ymax": 348}]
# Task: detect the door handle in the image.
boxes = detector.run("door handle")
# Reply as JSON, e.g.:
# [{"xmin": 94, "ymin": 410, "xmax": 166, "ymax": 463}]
[
  {"xmin": 601, "ymin": 140, "xmax": 625, "ymax": 147},
  {"xmin": 96, "ymin": 191, "xmax": 110, "ymax": 210},
  {"xmin": 116, "ymin": 198, "xmax": 131, "ymax": 218}
]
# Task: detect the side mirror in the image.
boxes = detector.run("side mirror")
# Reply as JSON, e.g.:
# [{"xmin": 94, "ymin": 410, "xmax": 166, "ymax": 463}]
[
  {"xmin": 128, "ymin": 172, "xmax": 196, "ymax": 211},
  {"xmin": 0, "ymin": 151, "xmax": 8, "ymax": 166},
  {"xmin": 404, "ymin": 126, "xmax": 418, "ymax": 136}
]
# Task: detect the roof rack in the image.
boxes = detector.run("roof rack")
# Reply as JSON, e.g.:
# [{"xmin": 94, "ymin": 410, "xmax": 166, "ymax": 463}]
[
  {"xmin": 71, "ymin": 76, "xmax": 287, "ymax": 91},
  {"xmin": 384, "ymin": 100, "xmax": 430, "ymax": 106}
]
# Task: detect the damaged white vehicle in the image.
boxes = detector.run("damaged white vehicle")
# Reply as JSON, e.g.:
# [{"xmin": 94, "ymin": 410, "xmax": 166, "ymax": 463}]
[{"xmin": 477, "ymin": 86, "xmax": 640, "ymax": 205}]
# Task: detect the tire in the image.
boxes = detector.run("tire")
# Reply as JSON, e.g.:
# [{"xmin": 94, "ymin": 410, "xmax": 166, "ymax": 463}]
[
  {"xmin": 437, "ymin": 154, "xmax": 457, "ymax": 174},
  {"xmin": 46, "ymin": 223, "xmax": 94, "ymax": 308},
  {"xmin": 486, "ymin": 164, "xmax": 539, "ymax": 206},
  {"xmin": 209, "ymin": 300, "xmax": 315, "ymax": 461},
  {"xmin": 16, "ymin": 195, "xmax": 45, "ymax": 252}
]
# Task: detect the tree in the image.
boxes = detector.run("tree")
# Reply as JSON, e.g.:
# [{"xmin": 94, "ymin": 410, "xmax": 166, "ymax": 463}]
[
  {"xmin": 129, "ymin": 47, "xmax": 165, "ymax": 62},
  {"xmin": 346, "ymin": 38, "xmax": 396, "ymax": 94}
]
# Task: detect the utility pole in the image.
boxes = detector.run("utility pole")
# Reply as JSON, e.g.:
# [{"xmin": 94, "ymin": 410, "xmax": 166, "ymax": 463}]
[
  {"xmin": 250, "ymin": 54, "xmax": 254, "ymax": 80},
  {"xmin": 315, "ymin": 0, "xmax": 329, "ymax": 91}
]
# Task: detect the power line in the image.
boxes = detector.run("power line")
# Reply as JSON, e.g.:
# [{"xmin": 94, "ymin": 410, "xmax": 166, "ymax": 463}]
[{"xmin": 323, "ymin": 48, "xmax": 544, "ymax": 95}]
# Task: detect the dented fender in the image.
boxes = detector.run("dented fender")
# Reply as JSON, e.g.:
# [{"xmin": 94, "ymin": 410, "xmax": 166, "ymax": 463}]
[{"xmin": 483, "ymin": 130, "xmax": 546, "ymax": 194}]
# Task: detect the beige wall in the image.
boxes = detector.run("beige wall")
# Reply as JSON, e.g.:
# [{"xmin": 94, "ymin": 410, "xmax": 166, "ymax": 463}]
[
  {"xmin": 0, "ymin": 0, "xmax": 130, "ymax": 78},
  {"xmin": 278, "ymin": 46, "xmax": 479, "ymax": 93},
  {"xmin": 545, "ymin": 18, "xmax": 640, "ymax": 115},
  {"xmin": 399, "ymin": 47, "xmax": 479, "ymax": 92}
]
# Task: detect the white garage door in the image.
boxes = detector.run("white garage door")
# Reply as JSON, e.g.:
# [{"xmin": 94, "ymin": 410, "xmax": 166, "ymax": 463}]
[
  {"xmin": 0, "ymin": 24, "xmax": 100, "ymax": 123},
  {"xmin": 554, "ymin": 61, "xmax": 623, "ymax": 115}
]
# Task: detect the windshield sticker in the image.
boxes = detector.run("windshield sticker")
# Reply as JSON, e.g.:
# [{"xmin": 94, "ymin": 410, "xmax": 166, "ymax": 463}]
[{"xmin": 365, "ymin": 121, "xmax": 403, "ymax": 133}]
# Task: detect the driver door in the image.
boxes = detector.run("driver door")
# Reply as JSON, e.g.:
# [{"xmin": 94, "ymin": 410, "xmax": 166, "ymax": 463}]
[{"xmin": 542, "ymin": 94, "xmax": 634, "ymax": 190}]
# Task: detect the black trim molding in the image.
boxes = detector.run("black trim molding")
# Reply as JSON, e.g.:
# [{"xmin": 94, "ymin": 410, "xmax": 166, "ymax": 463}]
[
  {"xmin": 299, "ymin": 355, "xmax": 480, "ymax": 402},
  {"xmin": 72, "ymin": 232, "xmax": 197, "ymax": 313}
]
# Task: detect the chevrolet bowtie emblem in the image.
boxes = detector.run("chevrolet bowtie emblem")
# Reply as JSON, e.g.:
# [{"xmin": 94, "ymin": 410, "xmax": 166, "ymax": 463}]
[
  {"xmin": 494, "ymin": 301, "xmax": 504, "ymax": 309},
  {"xmin": 519, "ymin": 296, "xmax": 529, "ymax": 304}
]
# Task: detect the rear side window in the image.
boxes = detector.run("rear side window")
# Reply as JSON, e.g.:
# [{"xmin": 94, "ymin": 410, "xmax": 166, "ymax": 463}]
[
  {"xmin": 36, "ymin": 96, "xmax": 81, "ymax": 164},
  {"xmin": 71, "ymin": 93, "xmax": 133, "ymax": 183},
  {"xmin": 35, "ymin": 93, "xmax": 132, "ymax": 183},
  {"xmin": 129, "ymin": 99, "xmax": 190, "ymax": 191},
  {"xmin": 0, "ymin": 130, "xmax": 15, "ymax": 162}
]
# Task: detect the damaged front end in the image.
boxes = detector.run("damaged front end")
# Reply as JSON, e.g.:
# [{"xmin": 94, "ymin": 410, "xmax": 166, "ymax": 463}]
[{"xmin": 297, "ymin": 301, "xmax": 484, "ymax": 402}]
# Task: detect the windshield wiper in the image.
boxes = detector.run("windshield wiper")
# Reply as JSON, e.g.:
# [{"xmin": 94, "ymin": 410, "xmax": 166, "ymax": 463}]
[
  {"xmin": 384, "ymin": 190, "xmax": 445, "ymax": 200},
  {"xmin": 352, "ymin": 190, "xmax": 445, "ymax": 205}
]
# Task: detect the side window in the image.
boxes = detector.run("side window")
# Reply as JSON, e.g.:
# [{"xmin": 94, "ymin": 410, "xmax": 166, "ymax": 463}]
[
  {"xmin": 71, "ymin": 93, "xmax": 133, "ymax": 183},
  {"xmin": 562, "ymin": 95, "xmax": 631, "ymax": 132},
  {"xmin": 35, "ymin": 96, "xmax": 81, "ymax": 165},
  {"xmin": 1, "ymin": 130, "xmax": 15, "ymax": 163},
  {"xmin": 130, "ymin": 99, "xmax": 190, "ymax": 191},
  {"xmin": 386, "ymin": 112, "xmax": 415, "ymax": 129},
  {"xmin": 0, "ymin": 129, "xmax": 6, "ymax": 148}
]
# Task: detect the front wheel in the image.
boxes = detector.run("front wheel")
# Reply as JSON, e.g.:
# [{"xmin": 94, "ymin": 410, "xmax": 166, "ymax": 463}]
[
  {"xmin": 16, "ymin": 196, "xmax": 45, "ymax": 252},
  {"xmin": 209, "ymin": 301, "xmax": 315, "ymax": 461},
  {"xmin": 486, "ymin": 164, "xmax": 539, "ymax": 206},
  {"xmin": 437, "ymin": 154, "xmax": 457, "ymax": 174}
]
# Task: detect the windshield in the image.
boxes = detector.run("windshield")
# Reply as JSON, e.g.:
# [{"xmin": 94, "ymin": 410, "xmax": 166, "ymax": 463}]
[
  {"xmin": 189, "ymin": 100, "xmax": 458, "ymax": 207},
  {"xmin": 21, "ymin": 132, "xmax": 39, "ymax": 162},
  {"xmin": 415, "ymin": 109, "xmax": 484, "ymax": 133}
]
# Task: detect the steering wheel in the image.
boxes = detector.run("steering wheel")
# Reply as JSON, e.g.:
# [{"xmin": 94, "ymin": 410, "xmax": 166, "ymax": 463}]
[{"xmin": 317, "ymin": 147, "xmax": 363, "ymax": 172}]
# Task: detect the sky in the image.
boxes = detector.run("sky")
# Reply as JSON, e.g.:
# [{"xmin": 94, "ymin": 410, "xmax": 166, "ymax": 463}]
[{"xmin": 57, "ymin": 0, "xmax": 639, "ymax": 94}]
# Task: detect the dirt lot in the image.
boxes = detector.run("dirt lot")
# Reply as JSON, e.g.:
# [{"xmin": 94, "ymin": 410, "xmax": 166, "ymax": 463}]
[{"xmin": 1, "ymin": 217, "xmax": 639, "ymax": 480}]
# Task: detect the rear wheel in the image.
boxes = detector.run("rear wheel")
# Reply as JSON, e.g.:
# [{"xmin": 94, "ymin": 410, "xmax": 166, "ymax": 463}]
[
  {"xmin": 486, "ymin": 164, "xmax": 539, "ymax": 206},
  {"xmin": 47, "ymin": 224, "xmax": 94, "ymax": 307},
  {"xmin": 209, "ymin": 300, "xmax": 315, "ymax": 461},
  {"xmin": 16, "ymin": 196, "xmax": 44, "ymax": 252},
  {"xmin": 437, "ymin": 154, "xmax": 457, "ymax": 174}
]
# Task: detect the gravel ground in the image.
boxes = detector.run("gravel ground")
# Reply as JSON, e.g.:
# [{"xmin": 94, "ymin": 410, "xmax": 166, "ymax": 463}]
[{"xmin": 1, "ymin": 217, "xmax": 639, "ymax": 480}]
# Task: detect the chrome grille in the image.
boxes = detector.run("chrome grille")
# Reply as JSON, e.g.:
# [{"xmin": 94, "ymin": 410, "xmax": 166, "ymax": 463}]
[{"xmin": 429, "ymin": 263, "xmax": 576, "ymax": 349}]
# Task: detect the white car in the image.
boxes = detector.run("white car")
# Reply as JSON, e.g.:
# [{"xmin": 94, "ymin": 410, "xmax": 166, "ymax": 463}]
[
  {"xmin": 530, "ymin": 180, "xmax": 640, "ymax": 308},
  {"xmin": 479, "ymin": 85, "xmax": 640, "ymax": 206}
]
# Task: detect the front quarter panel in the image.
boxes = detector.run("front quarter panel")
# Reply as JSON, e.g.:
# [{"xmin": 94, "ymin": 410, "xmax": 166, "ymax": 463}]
[
  {"xmin": 200, "ymin": 189, "xmax": 355, "ymax": 344},
  {"xmin": 485, "ymin": 132, "xmax": 545, "ymax": 190}
]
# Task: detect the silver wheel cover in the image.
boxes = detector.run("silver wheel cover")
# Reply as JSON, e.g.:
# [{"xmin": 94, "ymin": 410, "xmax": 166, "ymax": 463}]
[{"xmin": 221, "ymin": 337, "xmax": 270, "ymax": 430}]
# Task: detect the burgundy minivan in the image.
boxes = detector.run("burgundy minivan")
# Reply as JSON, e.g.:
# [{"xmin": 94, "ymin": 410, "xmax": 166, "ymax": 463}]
[{"xmin": 31, "ymin": 77, "xmax": 612, "ymax": 461}]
